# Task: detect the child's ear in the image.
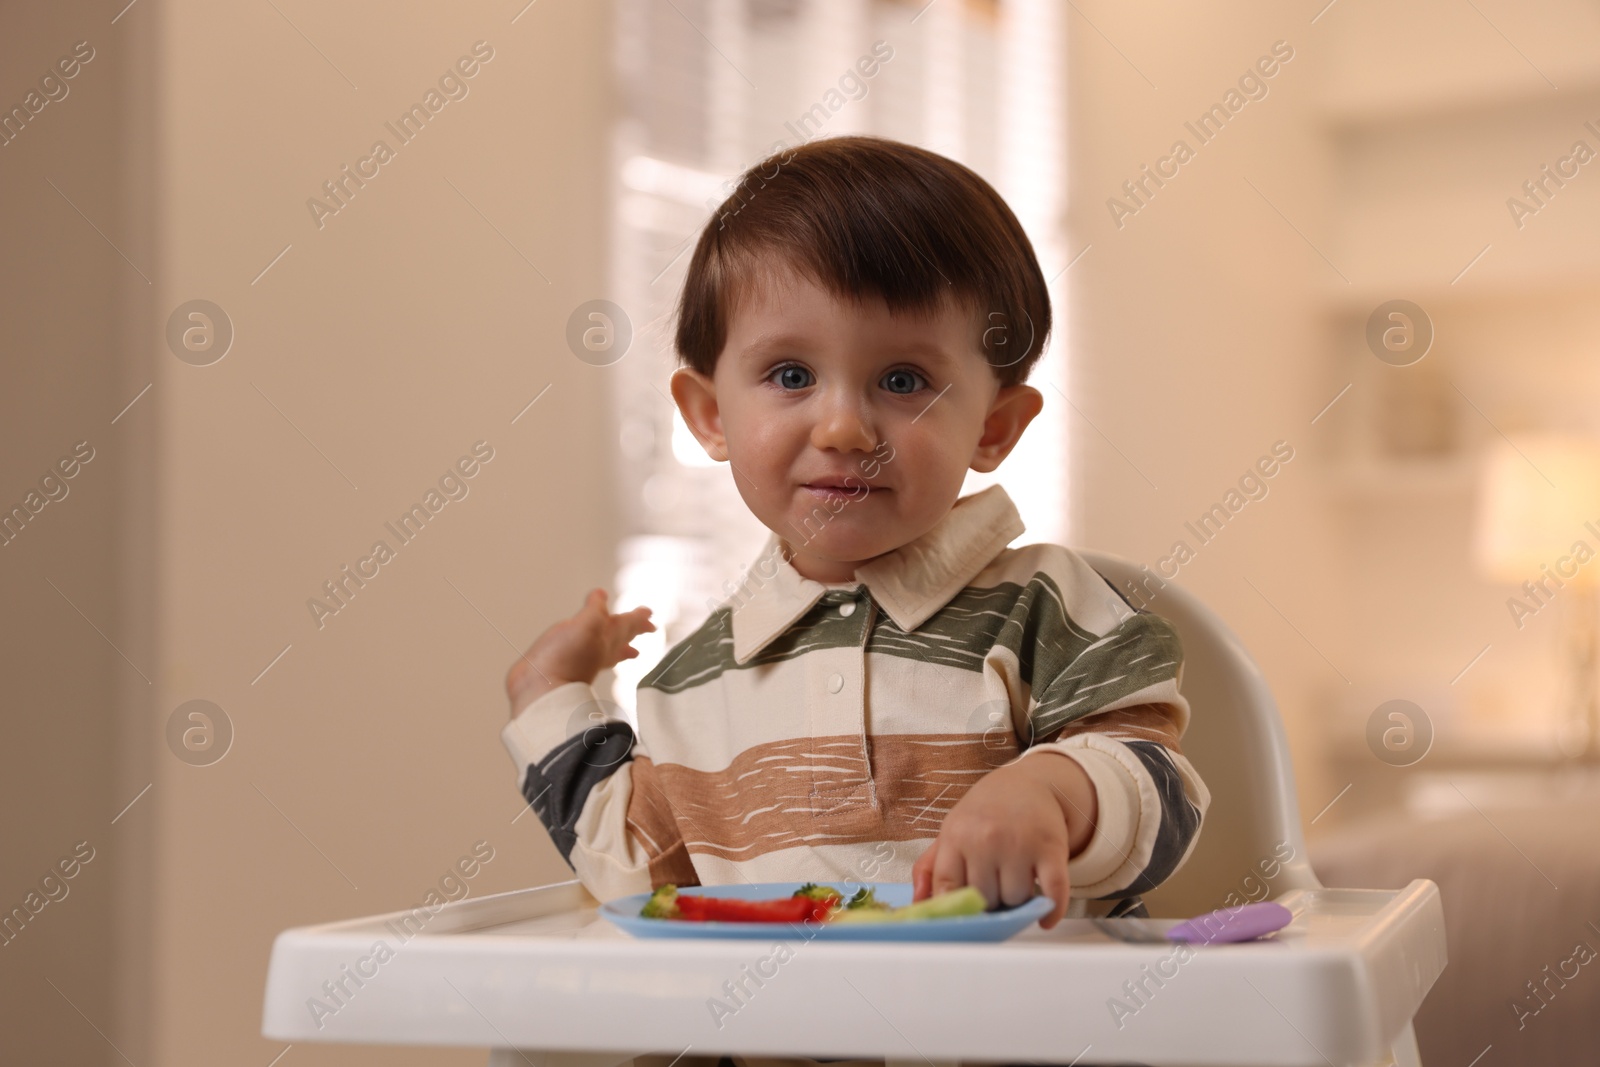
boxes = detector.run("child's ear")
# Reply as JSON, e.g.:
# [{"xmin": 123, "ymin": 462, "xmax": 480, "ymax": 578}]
[
  {"xmin": 669, "ymin": 366, "xmax": 728, "ymax": 461},
  {"xmin": 970, "ymin": 383, "xmax": 1043, "ymax": 474}
]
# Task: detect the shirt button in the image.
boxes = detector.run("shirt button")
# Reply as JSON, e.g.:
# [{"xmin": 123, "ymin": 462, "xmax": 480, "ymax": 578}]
[
  {"xmin": 838, "ymin": 601, "xmax": 856, "ymax": 617},
  {"xmin": 828, "ymin": 673, "xmax": 844, "ymax": 693}
]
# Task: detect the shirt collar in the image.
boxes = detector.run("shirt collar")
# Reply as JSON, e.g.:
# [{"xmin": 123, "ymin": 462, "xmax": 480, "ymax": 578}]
[{"xmin": 728, "ymin": 483, "xmax": 1027, "ymax": 665}]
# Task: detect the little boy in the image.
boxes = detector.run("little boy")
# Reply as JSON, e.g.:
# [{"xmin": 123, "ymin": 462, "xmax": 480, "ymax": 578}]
[{"xmin": 502, "ymin": 136, "xmax": 1209, "ymax": 942}]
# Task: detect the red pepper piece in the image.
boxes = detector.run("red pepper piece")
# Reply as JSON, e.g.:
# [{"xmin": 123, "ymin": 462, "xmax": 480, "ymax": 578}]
[{"xmin": 674, "ymin": 894, "xmax": 831, "ymax": 923}]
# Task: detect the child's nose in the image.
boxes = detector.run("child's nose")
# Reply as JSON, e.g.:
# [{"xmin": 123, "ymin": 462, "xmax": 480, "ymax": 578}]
[{"xmin": 809, "ymin": 397, "xmax": 878, "ymax": 454}]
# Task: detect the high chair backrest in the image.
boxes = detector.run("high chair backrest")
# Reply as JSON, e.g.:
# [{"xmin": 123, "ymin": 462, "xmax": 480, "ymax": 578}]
[{"xmin": 1078, "ymin": 550, "xmax": 1323, "ymax": 917}]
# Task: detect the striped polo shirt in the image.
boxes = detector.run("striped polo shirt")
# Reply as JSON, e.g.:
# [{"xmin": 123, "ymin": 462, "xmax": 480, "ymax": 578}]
[{"xmin": 502, "ymin": 484, "xmax": 1210, "ymax": 917}]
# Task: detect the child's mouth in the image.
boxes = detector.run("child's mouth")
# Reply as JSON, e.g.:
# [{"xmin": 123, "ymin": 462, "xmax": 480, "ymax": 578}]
[{"xmin": 800, "ymin": 483, "xmax": 886, "ymax": 500}]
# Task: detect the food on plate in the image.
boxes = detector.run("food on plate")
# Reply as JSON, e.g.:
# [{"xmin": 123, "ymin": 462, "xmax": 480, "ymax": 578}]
[
  {"xmin": 635, "ymin": 883, "xmax": 989, "ymax": 924},
  {"xmin": 794, "ymin": 883, "xmax": 845, "ymax": 907},
  {"xmin": 827, "ymin": 885, "xmax": 986, "ymax": 924},
  {"xmin": 639, "ymin": 884, "xmax": 824, "ymax": 923},
  {"xmin": 639, "ymin": 884, "xmax": 683, "ymax": 919},
  {"xmin": 842, "ymin": 885, "xmax": 888, "ymax": 911}
]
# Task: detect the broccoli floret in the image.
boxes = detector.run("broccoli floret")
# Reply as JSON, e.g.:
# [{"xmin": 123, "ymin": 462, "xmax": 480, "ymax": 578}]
[
  {"xmin": 845, "ymin": 886, "xmax": 889, "ymax": 910},
  {"xmin": 640, "ymin": 884, "xmax": 680, "ymax": 919},
  {"xmin": 794, "ymin": 883, "xmax": 845, "ymax": 906}
]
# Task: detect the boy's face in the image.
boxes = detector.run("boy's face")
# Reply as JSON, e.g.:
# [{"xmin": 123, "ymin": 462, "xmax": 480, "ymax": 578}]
[{"xmin": 671, "ymin": 259, "xmax": 1042, "ymax": 583}]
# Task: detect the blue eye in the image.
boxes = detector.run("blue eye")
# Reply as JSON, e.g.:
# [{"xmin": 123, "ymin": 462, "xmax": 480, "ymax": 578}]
[
  {"xmin": 771, "ymin": 365, "xmax": 813, "ymax": 390},
  {"xmin": 882, "ymin": 368, "xmax": 925, "ymax": 395}
]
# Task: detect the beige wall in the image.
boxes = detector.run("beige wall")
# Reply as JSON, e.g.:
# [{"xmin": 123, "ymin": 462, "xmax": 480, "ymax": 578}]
[
  {"xmin": 1068, "ymin": 0, "xmax": 1600, "ymax": 835},
  {"xmin": 0, "ymin": 4, "xmax": 142, "ymax": 1063},
  {"xmin": 152, "ymin": 2, "xmax": 618, "ymax": 1064},
  {"xmin": 1066, "ymin": 1, "xmax": 1340, "ymax": 820},
  {"xmin": 6, "ymin": 1, "xmax": 615, "ymax": 1064}
]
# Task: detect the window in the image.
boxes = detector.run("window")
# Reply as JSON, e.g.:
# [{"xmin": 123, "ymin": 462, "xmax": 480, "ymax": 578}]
[{"xmin": 605, "ymin": 0, "xmax": 1068, "ymax": 714}]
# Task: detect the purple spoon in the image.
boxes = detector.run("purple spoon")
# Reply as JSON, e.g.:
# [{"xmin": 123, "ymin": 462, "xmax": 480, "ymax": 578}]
[{"xmin": 1165, "ymin": 900, "xmax": 1293, "ymax": 944}]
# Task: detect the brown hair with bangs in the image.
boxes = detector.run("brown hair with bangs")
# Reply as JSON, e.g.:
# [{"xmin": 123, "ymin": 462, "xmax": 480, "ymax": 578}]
[{"xmin": 672, "ymin": 135, "xmax": 1052, "ymax": 388}]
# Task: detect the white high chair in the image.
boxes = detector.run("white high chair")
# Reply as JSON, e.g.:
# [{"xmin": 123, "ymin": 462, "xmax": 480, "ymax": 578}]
[
  {"xmin": 1078, "ymin": 551, "xmax": 1326, "ymax": 919},
  {"xmin": 262, "ymin": 551, "xmax": 1447, "ymax": 1067},
  {"xmin": 1078, "ymin": 550, "xmax": 1434, "ymax": 1066}
]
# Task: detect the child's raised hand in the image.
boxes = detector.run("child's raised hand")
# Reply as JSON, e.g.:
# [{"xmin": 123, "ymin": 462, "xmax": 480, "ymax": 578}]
[
  {"xmin": 506, "ymin": 588, "xmax": 656, "ymax": 716},
  {"xmin": 909, "ymin": 751, "xmax": 1098, "ymax": 930}
]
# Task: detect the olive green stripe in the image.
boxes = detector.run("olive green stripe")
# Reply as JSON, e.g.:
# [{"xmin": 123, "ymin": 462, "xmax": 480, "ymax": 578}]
[
  {"xmin": 1026, "ymin": 613, "xmax": 1184, "ymax": 740},
  {"xmin": 639, "ymin": 573, "xmax": 1178, "ymax": 703}
]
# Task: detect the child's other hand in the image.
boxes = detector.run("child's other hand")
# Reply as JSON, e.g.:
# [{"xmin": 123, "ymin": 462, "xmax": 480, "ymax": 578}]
[
  {"xmin": 909, "ymin": 751, "xmax": 1097, "ymax": 930},
  {"xmin": 506, "ymin": 588, "xmax": 655, "ymax": 716}
]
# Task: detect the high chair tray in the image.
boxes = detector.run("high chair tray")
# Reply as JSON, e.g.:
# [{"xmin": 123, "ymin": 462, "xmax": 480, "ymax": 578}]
[{"xmin": 262, "ymin": 877, "xmax": 1445, "ymax": 1066}]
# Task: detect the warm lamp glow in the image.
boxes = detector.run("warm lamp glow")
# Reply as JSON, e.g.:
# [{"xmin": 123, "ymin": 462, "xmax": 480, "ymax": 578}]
[{"xmin": 1472, "ymin": 434, "xmax": 1600, "ymax": 588}]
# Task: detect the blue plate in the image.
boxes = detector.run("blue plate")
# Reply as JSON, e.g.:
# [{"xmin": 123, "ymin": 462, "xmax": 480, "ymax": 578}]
[{"xmin": 600, "ymin": 881, "xmax": 1053, "ymax": 942}]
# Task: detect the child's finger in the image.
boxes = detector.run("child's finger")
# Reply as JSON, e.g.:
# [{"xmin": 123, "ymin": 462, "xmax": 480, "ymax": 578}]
[
  {"xmin": 963, "ymin": 855, "xmax": 1000, "ymax": 911},
  {"xmin": 930, "ymin": 841, "xmax": 970, "ymax": 902},
  {"xmin": 576, "ymin": 589, "xmax": 609, "ymax": 624},
  {"xmin": 1035, "ymin": 854, "xmax": 1071, "ymax": 929},
  {"xmin": 623, "ymin": 606, "xmax": 656, "ymax": 633},
  {"xmin": 911, "ymin": 839, "xmax": 938, "ymax": 901},
  {"xmin": 999, "ymin": 854, "xmax": 1038, "ymax": 908},
  {"xmin": 607, "ymin": 613, "xmax": 656, "ymax": 654}
]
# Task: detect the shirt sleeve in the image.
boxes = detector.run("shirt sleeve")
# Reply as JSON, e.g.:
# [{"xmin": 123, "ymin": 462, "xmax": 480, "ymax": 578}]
[
  {"xmin": 500, "ymin": 681, "xmax": 697, "ymax": 901},
  {"xmin": 999, "ymin": 554, "xmax": 1211, "ymax": 900}
]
